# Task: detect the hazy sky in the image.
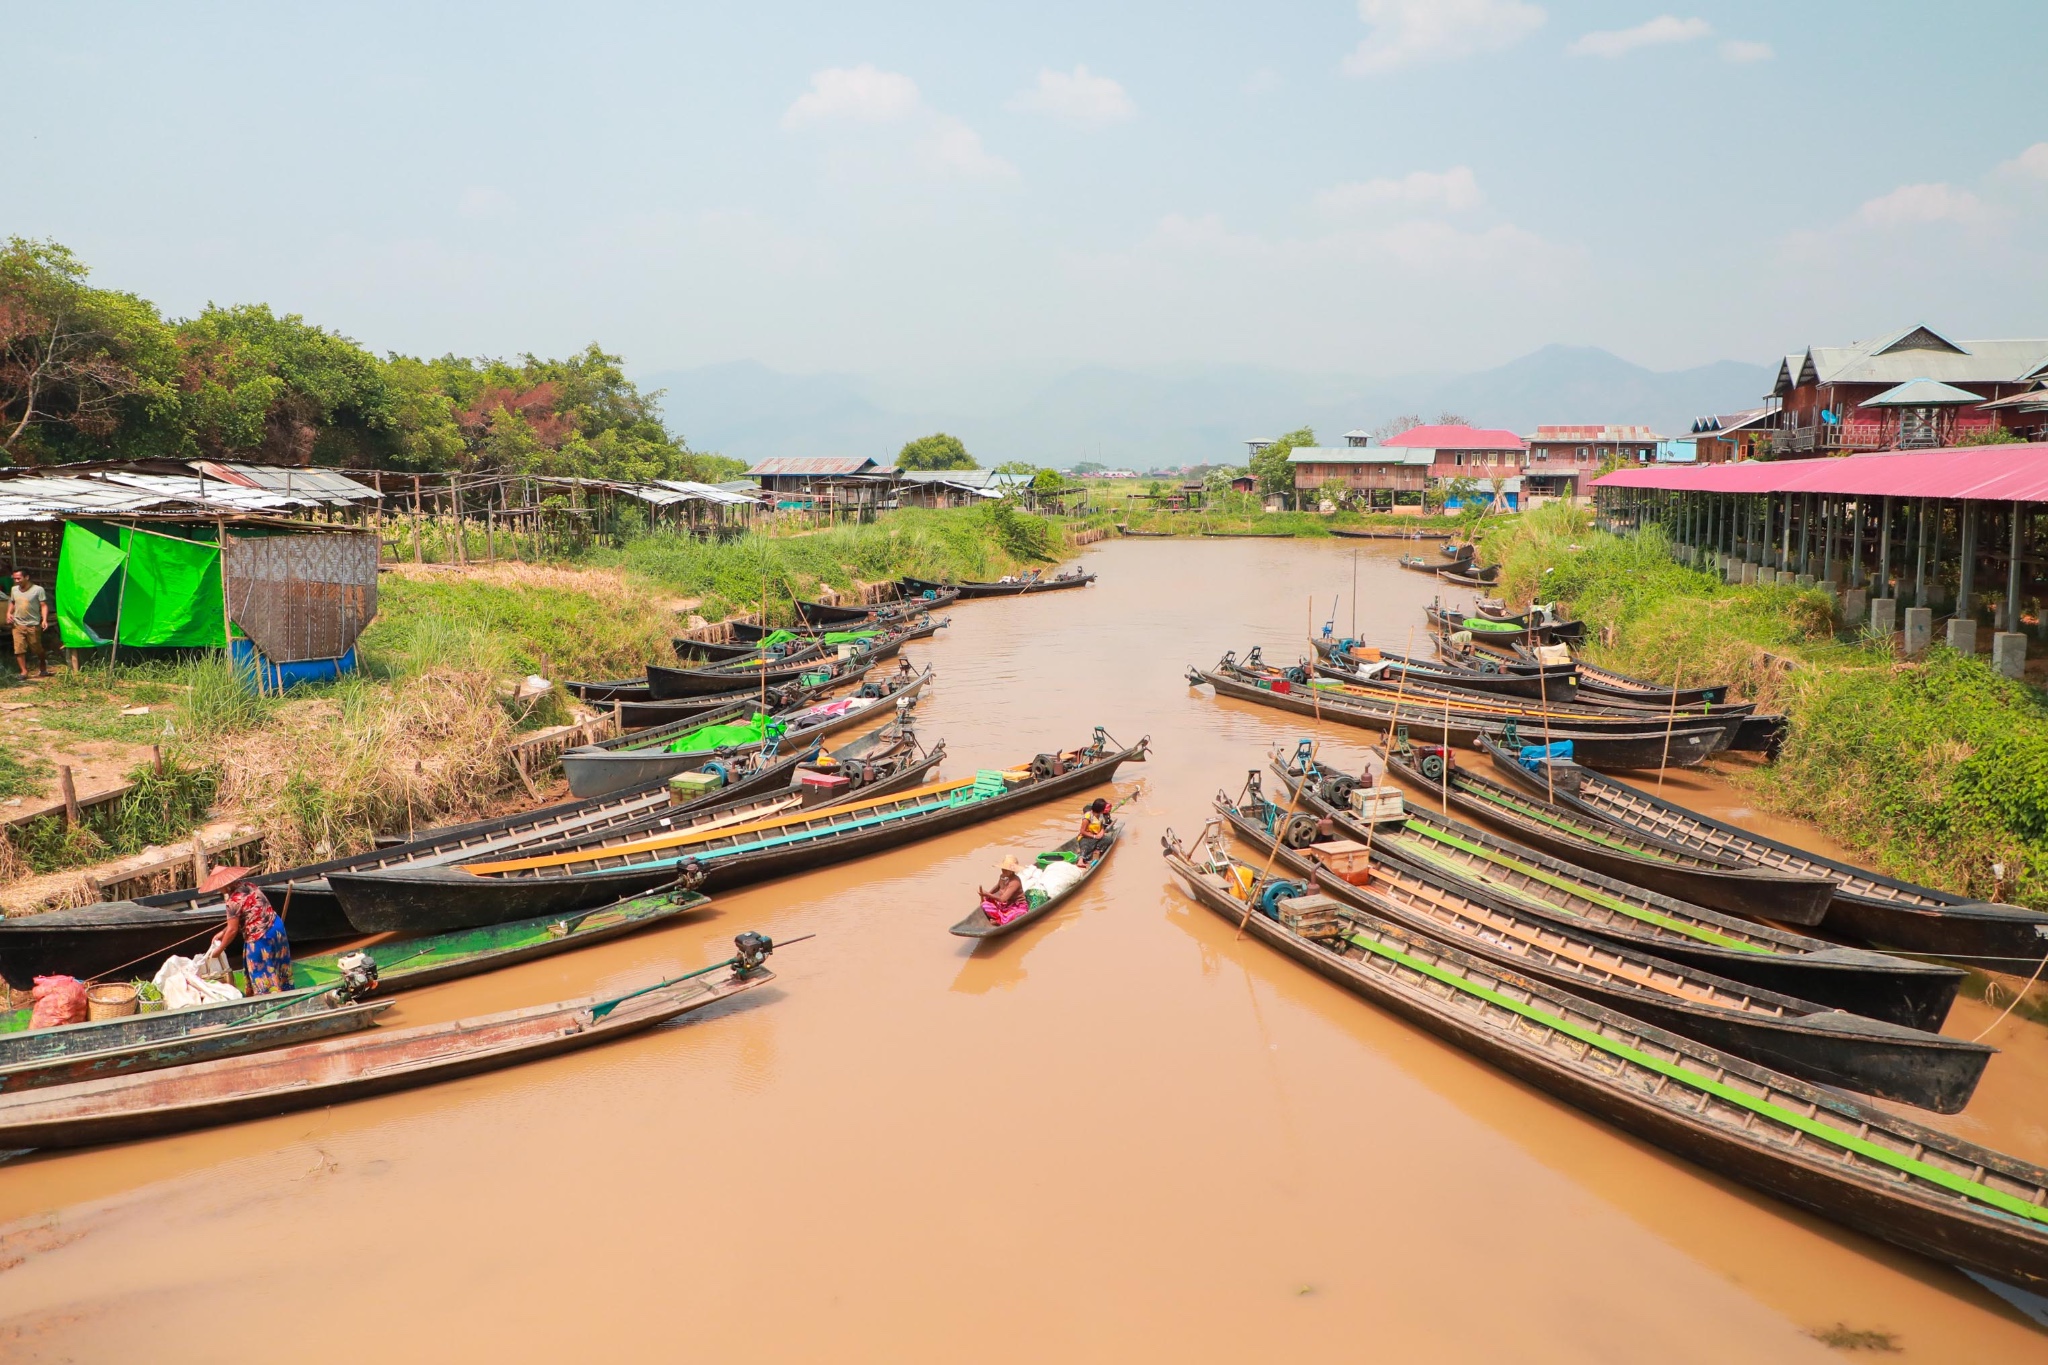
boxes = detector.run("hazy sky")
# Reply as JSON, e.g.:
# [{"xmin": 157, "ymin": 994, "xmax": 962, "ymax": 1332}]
[{"xmin": 10, "ymin": 1, "xmax": 2045, "ymax": 388}]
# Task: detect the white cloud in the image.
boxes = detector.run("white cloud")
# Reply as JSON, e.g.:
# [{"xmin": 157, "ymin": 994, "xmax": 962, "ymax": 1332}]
[
  {"xmin": 1009, "ymin": 65, "xmax": 1134, "ymax": 126},
  {"xmin": 924, "ymin": 117, "xmax": 1018, "ymax": 179},
  {"xmin": 1998, "ymin": 142, "xmax": 2048, "ymax": 180},
  {"xmin": 1316, "ymin": 166, "xmax": 1485, "ymax": 214},
  {"xmin": 1856, "ymin": 182, "xmax": 1989, "ymax": 227},
  {"xmin": 1719, "ymin": 39, "xmax": 1774, "ymax": 63},
  {"xmin": 1343, "ymin": 0, "xmax": 1546, "ymax": 76},
  {"xmin": 782, "ymin": 65, "xmax": 922, "ymax": 127},
  {"xmin": 1567, "ymin": 15, "xmax": 1710, "ymax": 59}
]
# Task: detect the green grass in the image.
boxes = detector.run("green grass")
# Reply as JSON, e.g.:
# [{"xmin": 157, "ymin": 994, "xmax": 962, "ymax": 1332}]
[
  {"xmin": 0, "ymin": 747, "xmax": 47, "ymax": 800},
  {"xmin": 4, "ymin": 754, "xmax": 220, "ymax": 875},
  {"xmin": 1480, "ymin": 504, "xmax": 2048, "ymax": 906}
]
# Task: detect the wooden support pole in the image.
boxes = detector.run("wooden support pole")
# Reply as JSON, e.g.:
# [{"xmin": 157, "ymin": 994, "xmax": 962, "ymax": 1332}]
[
  {"xmin": 59, "ymin": 765, "xmax": 80, "ymax": 826},
  {"xmin": 1958, "ymin": 499, "xmax": 1977, "ymax": 622}
]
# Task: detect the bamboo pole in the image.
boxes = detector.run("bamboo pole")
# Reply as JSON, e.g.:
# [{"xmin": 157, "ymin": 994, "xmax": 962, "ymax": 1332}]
[
  {"xmin": 1536, "ymin": 647, "xmax": 1556, "ymax": 804},
  {"xmin": 1655, "ymin": 666, "xmax": 1686, "ymax": 793}
]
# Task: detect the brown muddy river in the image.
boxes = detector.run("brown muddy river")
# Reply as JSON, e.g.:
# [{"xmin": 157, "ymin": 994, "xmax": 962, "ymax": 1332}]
[{"xmin": 4, "ymin": 538, "xmax": 2046, "ymax": 1361}]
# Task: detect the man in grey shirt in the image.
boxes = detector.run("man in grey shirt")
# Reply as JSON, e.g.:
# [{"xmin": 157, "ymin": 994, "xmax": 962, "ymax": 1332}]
[{"xmin": 9, "ymin": 570, "xmax": 52, "ymax": 678}]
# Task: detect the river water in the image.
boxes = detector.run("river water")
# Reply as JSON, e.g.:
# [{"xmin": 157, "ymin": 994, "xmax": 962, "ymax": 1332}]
[{"xmin": 4, "ymin": 537, "xmax": 2046, "ymax": 1361}]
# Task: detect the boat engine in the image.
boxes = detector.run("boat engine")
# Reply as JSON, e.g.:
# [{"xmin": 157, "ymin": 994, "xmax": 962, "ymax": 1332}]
[
  {"xmin": 331, "ymin": 950, "xmax": 380, "ymax": 1002},
  {"xmin": 733, "ymin": 932, "xmax": 774, "ymax": 972}
]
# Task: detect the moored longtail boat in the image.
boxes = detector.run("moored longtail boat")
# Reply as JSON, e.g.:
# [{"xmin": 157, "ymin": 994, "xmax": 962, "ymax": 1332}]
[
  {"xmin": 899, "ymin": 570, "xmax": 1095, "ymax": 599},
  {"xmin": 1427, "ymin": 602, "xmax": 1586, "ymax": 645},
  {"xmin": 560, "ymin": 663, "xmax": 931, "ymax": 799},
  {"xmin": 0, "ymin": 934, "xmax": 780, "ymax": 1151},
  {"xmin": 1478, "ymin": 738, "xmax": 2048, "ymax": 969},
  {"xmin": 1161, "ymin": 834, "xmax": 2048, "ymax": 1296},
  {"xmin": 0, "ymin": 757, "xmax": 776, "ymax": 990},
  {"xmin": 1215, "ymin": 787, "xmax": 1989, "ymax": 1111},
  {"xmin": 1186, "ymin": 655, "xmax": 1736, "ymax": 770},
  {"xmin": 1385, "ymin": 745, "xmax": 1836, "ymax": 925},
  {"xmin": 1264, "ymin": 748, "xmax": 1962, "ymax": 1030},
  {"xmin": 949, "ymin": 827, "xmax": 1121, "ymax": 941},
  {"xmin": 332, "ymin": 731, "xmax": 1147, "ymax": 931},
  {"xmin": 1310, "ymin": 639, "xmax": 1579, "ymax": 701}
]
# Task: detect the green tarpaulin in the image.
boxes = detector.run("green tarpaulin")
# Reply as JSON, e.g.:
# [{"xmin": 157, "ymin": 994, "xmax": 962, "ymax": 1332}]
[
  {"xmin": 664, "ymin": 712, "xmax": 785, "ymax": 755},
  {"xmin": 758, "ymin": 628, "xmax": 879, "ymax": 647},
  {"xmin": 54, "ymin": 521, "xmax": 226, "ymax": 650}
]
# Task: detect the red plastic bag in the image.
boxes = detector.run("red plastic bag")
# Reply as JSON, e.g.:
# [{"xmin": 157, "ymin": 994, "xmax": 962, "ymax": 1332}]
[{"xmin": 29, "ymin": 975, "xmax": 89, "ymax": 1029}]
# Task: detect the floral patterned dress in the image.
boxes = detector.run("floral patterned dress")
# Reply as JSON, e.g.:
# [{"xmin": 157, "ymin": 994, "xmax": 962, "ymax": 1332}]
[{"xmin": 224, "ymin": 884, "xmax": 294, "ymax": 994}]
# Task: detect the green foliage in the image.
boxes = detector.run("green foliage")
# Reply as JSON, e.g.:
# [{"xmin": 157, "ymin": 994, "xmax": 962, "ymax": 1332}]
[
  {"xmin": 3, "ymin": 754, "xmax": 218, "ymax": 874},
  {"xmin": 0, "ymin": 239, "xmax": 730, "ymax": 481},
  {"xmin": 1028, "ymin": 468, "xmax": 1066, "ymax": 495},
  {"xmin": 1957, "ymin": 426, "xmax": 2024, "ymax": 446},
  {"xmin": 0, "ymin": 746, "xmax": 47, "ymax": 799},
  {"xmin": 362, "ymin": 572, "xmax": 675, "ymax": 684},
  {"xmin": 1251, "ymin": 427, "xmax": 1314, "ymax": 497},
  {"xmin": 174, "ymin": 654, "xmax": 277, "ymax": 740},
  {"xmin": 895, "ymin": 432, "xmax": 978, "ymax": 471},
  {"xmin": 1070, "ymin": 460, "xmax": 1106, "ymax": 474},
  {"xmin": 993, "ymin": 461, "xmax": 1038, "ymax": 476},
  {"xmin": 0, "ymin": 237, "xmax": 182, "ymax": 460}
]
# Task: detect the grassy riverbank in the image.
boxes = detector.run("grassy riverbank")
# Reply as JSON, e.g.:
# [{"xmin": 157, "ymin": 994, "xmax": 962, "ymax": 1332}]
[
  {"xmin": 0, "ymin": 505, "xmax": 1068, "ymax": 902},
  {"xmin": 1481, "ymin": 505, "xmax": 2048, "ymax": 907}
]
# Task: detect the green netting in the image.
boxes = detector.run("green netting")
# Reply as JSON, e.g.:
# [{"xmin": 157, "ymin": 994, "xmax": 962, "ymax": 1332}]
[
  {"xmin": 54, "ymin": 522, "xmax": 125, "ymax": 648},
  {"xmin": 52, "ymin": 521, "xmax": 225, "ymax": 649},
  {"xmin": 664, "ymin": 713, "xmax": 785, "ymax": 755}
]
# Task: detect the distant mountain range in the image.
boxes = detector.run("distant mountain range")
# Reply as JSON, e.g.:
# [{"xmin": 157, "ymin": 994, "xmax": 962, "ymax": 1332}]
[{"xmin": 639, "ymin": 345, "xmax": 1777, "ymax": 470}]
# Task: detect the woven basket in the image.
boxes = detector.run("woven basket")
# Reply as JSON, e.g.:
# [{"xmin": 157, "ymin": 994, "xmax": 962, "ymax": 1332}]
[{"xmin": 86, "ymin": 982, "xmax": 139, "ymax": 1021}]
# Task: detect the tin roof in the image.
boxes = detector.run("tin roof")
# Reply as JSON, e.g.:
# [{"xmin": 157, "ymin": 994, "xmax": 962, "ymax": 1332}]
[
  {"xmin": 1774, "ymin": 326, "xmax": 2048, "ymax": 395},
  {"xmin": 1859, "ymin": 378, "xmax": 1985, "ymax": 407},
  {"xmin": 1528, "ymin": 425, "xmax": 1662, "ymax": 443},
  {"xmin": 1286, "ymin": 446, "xmax": 1434, "ymax": 466},
  {"xmin": 1381, "ymin": 424, "xmax": 1526, "ymax": 451},
  {"xmin": 1591, "ymin": 442, "xmax": 2048, "ymax": 503},
  {"xmin": 744, "ymin": 456, "xmax": 883, "ymax": 477},
  {"xmin": 0, "ymin": 467, "xmax": 381, "ymax": 523}
]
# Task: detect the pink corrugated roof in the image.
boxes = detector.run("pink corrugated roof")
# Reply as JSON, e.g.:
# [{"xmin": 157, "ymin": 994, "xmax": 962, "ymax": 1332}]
[
  {"xmin": 1590, "ymin": 442, "xmax": 2048, "ymax": 502},
  {"xmin": 1383, "ymin": 424, "xmax": 1527, "ymax": 451}
]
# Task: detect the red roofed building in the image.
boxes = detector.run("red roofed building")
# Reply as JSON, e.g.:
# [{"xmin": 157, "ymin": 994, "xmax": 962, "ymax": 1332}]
[{"xmin": 1381, "ymin": 424, "xmax": 1528, "ymax": 483}]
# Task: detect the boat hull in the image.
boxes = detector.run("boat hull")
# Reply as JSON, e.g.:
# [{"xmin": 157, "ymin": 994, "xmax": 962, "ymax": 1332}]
[{"xmin": 949, "ymin": 829, "xmax": 1119, "ymax": 940}]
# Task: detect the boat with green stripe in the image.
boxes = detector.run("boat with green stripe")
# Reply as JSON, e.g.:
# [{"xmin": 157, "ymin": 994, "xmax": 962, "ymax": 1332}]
[
  {"xmin": 1265, "ymin": 745, "xmax": 1962, "ymax": 1030},
  {"xmin": 1214, "ymin": 792, "xmax": 1990, "ymax": 1113},
  {"xmin": 1162, "ymin": 832, "xmax": 2048, "ymax": 1296}
]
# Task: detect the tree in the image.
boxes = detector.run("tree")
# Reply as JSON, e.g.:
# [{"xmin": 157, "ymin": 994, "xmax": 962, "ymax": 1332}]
[
  {"xmin": 896, "ymin": 432, "xmax": 978, "ymax": 471},
  {"xmin": 1434, "ymin": 411, "xmax": 1472, "ymax": 427},
  {"xmin": 993, "ymin": 460, "xmax": 1038, "ymax": 475},
  {"xmin": 1029, "ymin": 468, "xmax": 1066, "ymax": 495},
  {"xmin": 1959, "ymin": 427, "xmax": 2024, "ymax": 446},
  {"xmin": 174, "ymin": 304, "xmax": 393, "ymax": 464},
  {"xmin": 1374, "ymin": 413, "xmax": 1423, "ymax": 444},
  {"xmin": 1250, "ymin": 426, "xmax": 1315, "ymax": 500},
  {"xmin": 1071, "ymin": 460, "xmax": 1106, "ymax": 475},
  {"xmin": 0, "ymin": 237, "xmax": 179, "ymax": 460}
]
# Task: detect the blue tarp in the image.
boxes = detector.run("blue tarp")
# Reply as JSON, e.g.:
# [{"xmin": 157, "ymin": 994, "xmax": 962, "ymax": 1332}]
[{"xmin": 1517, "ymin": 741, "xmax": 1573, "ymax": 773}]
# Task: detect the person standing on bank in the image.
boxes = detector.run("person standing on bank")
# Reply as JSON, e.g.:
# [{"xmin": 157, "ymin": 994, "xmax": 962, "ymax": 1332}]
[{"xmin": 9, "ymin": 571, "xmax": 51, "ymax": 679}]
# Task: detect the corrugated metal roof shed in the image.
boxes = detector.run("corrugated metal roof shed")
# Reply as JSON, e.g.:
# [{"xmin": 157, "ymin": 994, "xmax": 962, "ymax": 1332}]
[
  {"xmin": 745, "ymin": 456, "xmax": 883, "ymax": 477},
  {"xmin": 1591, "ymin": 442, "xmax": 2048, "ymax": 503},
  {"xmin": 1286, "ymin": 446, "xmax": 1434, "ymax": 466}
]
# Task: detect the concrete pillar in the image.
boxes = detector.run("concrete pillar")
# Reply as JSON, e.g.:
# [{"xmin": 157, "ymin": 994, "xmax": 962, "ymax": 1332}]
[
  {"xmin": 1870, "ymin": 597, "xmax": 1897, "ymax": 636},
  {"xmin": 1796, "ymin": 573, "xmax": 1814, "ymax": 588},
  {"xmin": 1841, "ymin": 586, "xmax": 1867, "ymax": 625},
  {"xmin": 1957, "ymin": 498, "xmax": 1976, "ymax": 624},
  {"xmin": 1947, "ymin": 619, "xmax": 1978, "ymax": 655},
  {"xmin": 1724, "ymin": 557, "xmax": 1740, "ymax": 584},
  {"xmin": 1740, "ymin": 562, "xmax": 1757, "ymax": 585},
  {"xmin": 1903, "ymin": 607, "xmax": 1932, "ymax": 657},
  {"xmin": 1993, "ymin": 631, "xmax": 2027, "ymax": 680},
  {"xmin": 1756, "ymin": 566, "xmax": 1773, "ymax": 584}
]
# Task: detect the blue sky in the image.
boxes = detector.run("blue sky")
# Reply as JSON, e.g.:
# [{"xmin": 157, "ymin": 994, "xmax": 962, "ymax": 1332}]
[{"xmin": 9, "ymin": 1, "xmax": 2045, "ymax": 395}]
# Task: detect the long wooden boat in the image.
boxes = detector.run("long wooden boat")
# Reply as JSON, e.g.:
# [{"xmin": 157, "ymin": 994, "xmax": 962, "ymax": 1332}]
[
  {"xmin": 899, "ymin": 571, "xmax": 1095, "ymax": 600},
  {"xmin": 1440, "ymin": 565, "xmax": 1501, "ymax": 589},
  {"xmin": 1310, "ymin": 640, "xmax": 1580, "ymax": 701},
  {"xmin": 1330, "ymin": 527, "xmax": 1431, "ymax": 540},
  {"xmin": 0, "ymin": 756, "xmax": 773, "ymax": 990},
  {"xmin": 1162, "ymin": 839, "xmax": 2048, "ymax": 1296},
  {"xmin": 1479, "ymin": 740, "xmax": 2048, "ymax": 969},
  {"xmin": 339, "ymin": 729, "xmax": 948, "ymax": 933},
  {"xmin": 1228, "ymin": 650, "xmax": 1738, "ymax": 737},
  {"xmin": 0, "ymin": 997, "xmax": 392, "ymax": 1095},
  {"xmin": 645, "ymin": 612, "xmax": 939, "ymax": 701},
  {"xmin": 670, "ymin": 636, "xmax": 802, "ymax": 665},
  {"xmin": 1385, "ymin": 747, "xmax": 1837, "ymax": 925},
  {"xmin": 1398, "ymin": 554, "xmax": 1461, "ymax": 575},
  {"xmin": 1215, "ymin": 795, "xmax": 1989, "ymax": 1111},
  {"xmin": 1202, "ymin": 530, "xmax": 1295, "ymax": 539},
  {"xmin": 1264, "ymin": 750, "xmax": 1961, "ymax": 1030},
  {"xmin": 1117, "ymin": 526, "xmax": 1175, "ymax": 537},
  {"xmin": 1429, "ymin": 603, "xmax": 1586, "ymax": 645},
  {"xmin": 948, "ymin": 828, "xmax": 1120, "ymax": 941},
  {"xmin": 1189, "ymin": 656, "xmax": 1739, "ymax": 769},
  {"xmin": 0, "ymin": 937, "xmax": 778, "ymax": 1150},
  {"xmin": 336, "ymin": 733, "xmax": 1147, "ymax": 931},
  {"xmin": 566, "ymin": 679, "xmax": 651, "ymax": 704},
  {"xmin": 1301, "ymin": 654, "xmax": 1762, "ymax": 736},
  {"xmin": 1509, "ymin": 645, "xmax": 1730, "ymax": 707},
  {"xmin": 1439, "ymin": 541, "xmax": 1474, "ymax": 560},
  {"xmin": 561, "ymin": 664, "xmax": 930, "ymax": 799}
]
